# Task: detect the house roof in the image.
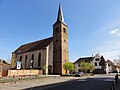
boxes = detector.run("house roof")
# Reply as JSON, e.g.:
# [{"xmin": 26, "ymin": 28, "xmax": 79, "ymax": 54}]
[
  {"xmin": 2, "ymin": 60, "xmax": 10, "ymax": 65},
  {"xmin": 14, "ymin": 37, "xmax": 53, "ymax": 54},
  {"xmin": 74, "ymin": 57, "xmax": 94, "ymax": 63},
  {"xmin": 74, "ymin": 54, "xmax": 106, "ymax": 64},
  {"xmin": 0, "ymin": 59, "xmax": 10, "ymax": 65},
  {"xmin": 106, "ymin": 60, "xmax": 116, "ymax": 66}
]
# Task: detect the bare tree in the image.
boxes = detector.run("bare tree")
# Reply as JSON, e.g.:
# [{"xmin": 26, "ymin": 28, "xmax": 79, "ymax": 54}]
[
  {"xmin": 10, "ymin": 54, "xmax": 17, "ymax": 69},
  {"xmin": 113, "ymin": 55, "xmax": 120, "ymax": 73},
  {"xmin": 113, "ymin": 55, "xmax": 120, "ymax": 66}
]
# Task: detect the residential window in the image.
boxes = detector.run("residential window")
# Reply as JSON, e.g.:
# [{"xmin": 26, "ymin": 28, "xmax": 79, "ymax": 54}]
[
  {"xmin": 95, "ymin": 62, "xmax": 97, "ymax": 66},
  {"xmin": 78, "ymin": 69, "xmax": 81, "ymax": 72},
  {"xmin": 75, "ymin": 63, "xmax": 78, "ymax": 67},
  {"xmin": 95, "ymin": 58, "xmax": 100, "ymax": 61}
]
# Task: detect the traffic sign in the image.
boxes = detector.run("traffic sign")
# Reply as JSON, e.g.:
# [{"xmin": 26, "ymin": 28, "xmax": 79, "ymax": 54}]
[{"xmin": 17, "ymin": 61, "xmax": 21, "ymax": 69}]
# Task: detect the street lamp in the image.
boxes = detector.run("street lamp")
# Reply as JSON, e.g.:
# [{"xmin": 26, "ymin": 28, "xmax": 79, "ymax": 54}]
[{"xmin": 30, "ymin": 60, "xmax": 33, "ymax": 78}]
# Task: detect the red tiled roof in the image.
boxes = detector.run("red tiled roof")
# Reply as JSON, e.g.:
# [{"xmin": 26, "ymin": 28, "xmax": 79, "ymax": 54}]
[
  {"xmin": 74, "ymin": 57, "xmax": 94, "ymax": 64},
  {"xmin": 14, "ymin": 37, "xmax": 53, "ymax": 54}
]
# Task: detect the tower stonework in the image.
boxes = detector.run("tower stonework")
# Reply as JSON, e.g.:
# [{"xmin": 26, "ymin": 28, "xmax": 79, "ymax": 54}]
[{"xmin": 53, "ymin": 5, "xmax": 69, "ymax": 75}]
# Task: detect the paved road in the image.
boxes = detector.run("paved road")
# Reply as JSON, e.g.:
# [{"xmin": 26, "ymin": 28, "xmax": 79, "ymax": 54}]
[{"xmin": 24, "ymin": 77, "xmax": 114, "ymax": 90}]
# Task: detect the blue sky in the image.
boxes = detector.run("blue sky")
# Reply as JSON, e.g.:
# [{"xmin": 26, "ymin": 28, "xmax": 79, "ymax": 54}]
[{"xmin": 0, "ymin": 0, "xmax": 120, "ymax": 62}]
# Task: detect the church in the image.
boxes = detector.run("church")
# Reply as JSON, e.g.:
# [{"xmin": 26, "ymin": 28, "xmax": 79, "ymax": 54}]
[{"xmin": 11, "ymin": 5, "xmax": 69, "ymax": 75}]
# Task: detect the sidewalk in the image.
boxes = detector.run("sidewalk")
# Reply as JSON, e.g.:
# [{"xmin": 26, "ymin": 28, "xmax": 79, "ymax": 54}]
[
  {"xmin": 0, "ymin": 75, "xmax": 116, "ymax": 90},
  {"xmin": 0, "ymin": 77, "xmax": 82, "ymax": 90}
]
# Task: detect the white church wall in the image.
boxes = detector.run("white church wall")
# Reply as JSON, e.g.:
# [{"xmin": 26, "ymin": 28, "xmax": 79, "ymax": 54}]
[
  {"xmin": 44, "ymin": 46, "xmax": 49, "ymax": 74},
  {"xmin": 16, "ymin": 49, "xmax": 47, "ymax": 69},
  {"xmin": 48, "ymin": 42, "xmax": 53, "ymax": 73},
  {"xmin": 14, "ymin": 41, "xmax": 54, "ymax": 75}
]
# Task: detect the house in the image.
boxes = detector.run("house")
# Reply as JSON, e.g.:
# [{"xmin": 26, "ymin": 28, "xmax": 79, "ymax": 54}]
[
  {"xmin": 106, "ymin": 60, "xmax": 116, "ymax": 73},
  {"xmin": 10, "ymin": 5, "xmax": 69, "ymax": 75},
  {"xmin": 74, "ymin": 53, "xmax": 106, "ymax": 74},
  {"xmin": 0, "ymin": 59, "xmax": 10, "ymax": 77},
  {"xmin": 106, "ymin": 60, "xmax": 120, "ymax": 74}
]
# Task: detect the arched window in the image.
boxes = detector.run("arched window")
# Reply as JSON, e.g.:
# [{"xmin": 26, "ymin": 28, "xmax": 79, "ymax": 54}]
[
  {"xmin": 63, "ymin": 28, "xmax": 66, "ymax": 33},
  {"xmin": 54, "ymin": 27, "xmax": 59, "ymax": 36},
  {"xmin": 56, "ymin": 39, "xmax": 58, "ymax": 42},
  {"xmin": 20, "ymin": 56, "xmax": 22, "ymax": 61},
  {"xmin": 25, "ymin": 55, "xmax": 27, "ymax": 68},
  {"xmin": 64, "ymin": 39, "xmax": 66, "ymax": 43},
  {"xmin": 31, "ymin": 54, "xmax": 34, "ymax": 60},
  {"xmin": 31, "ymin": 54, "xmax": 34, "ymax": 68},
  {"xmin": 55, "ymin": 27, "xmax": 59, "ymax": 32},
  {"xmin": 19, "ymin": 56, "xmax": 22, "ymax": 68},
  {"xmin": 38, "ymin": 53, "xmax": 41, "ymax": 68},
  {"xmin": 65, "ymin": 60, "xmax": 66, "ymax": 62}
]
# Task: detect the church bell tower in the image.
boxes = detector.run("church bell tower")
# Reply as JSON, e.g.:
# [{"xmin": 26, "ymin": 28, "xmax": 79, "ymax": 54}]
[{"xmin": 53, "ymin": 5, "xmax": 69, "ymax": 75}]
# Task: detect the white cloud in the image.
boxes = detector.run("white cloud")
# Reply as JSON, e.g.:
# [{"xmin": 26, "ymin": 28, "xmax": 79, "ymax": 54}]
[
  {"xmin": 90, "ymin": 17, "xmax": 120, "ymax": 60},
  {"xmin": 95, "ymin": 39, "xmax": 120, "ymax": 60},
  {"xmin": 110, "ymin": 28, "xmax": 119, "ymax": 34},
  {"xmin": 94, "ymin": 23, "xmax": 120, "ymax": 60}
]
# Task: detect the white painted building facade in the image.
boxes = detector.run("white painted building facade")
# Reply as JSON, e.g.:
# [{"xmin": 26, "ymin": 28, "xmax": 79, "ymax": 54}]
[{"xmin": 74, "ymin": 54, "xmax": 106, "ymax": 74}]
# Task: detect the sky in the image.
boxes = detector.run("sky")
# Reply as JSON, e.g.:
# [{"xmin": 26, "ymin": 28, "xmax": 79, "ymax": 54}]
[{"xmin": 0, "ymin": 0, "xmax": 120, "ymax": 63}]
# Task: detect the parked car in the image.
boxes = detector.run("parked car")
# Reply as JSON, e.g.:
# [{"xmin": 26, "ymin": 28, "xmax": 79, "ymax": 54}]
[{"xmin": 75, "ymin": 72, "xmax": 84, "ymax": 77}]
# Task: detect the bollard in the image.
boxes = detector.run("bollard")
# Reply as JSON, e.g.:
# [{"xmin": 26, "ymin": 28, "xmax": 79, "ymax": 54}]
[
  {"xmin": 112, "ymin": 82, "xmax": 116, "ymax": 90},
  {"xmin": 109, "ymin": 81, "xmax": 116, "ymax": 90},
  {"xmin": 112, "ymin": 82, "xmax": 115, "ymax": 90},
  {"xmin": 115, "ymin": 74, "xmax": 118, "ymax": 86},
  {"xmin": 110, "ymin": 85, "xmax": 113, "ymax": 90}
]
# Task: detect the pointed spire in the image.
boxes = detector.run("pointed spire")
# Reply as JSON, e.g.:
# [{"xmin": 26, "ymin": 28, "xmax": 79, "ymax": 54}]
[
  {"xmin": 53, "ymin": 3, "xmax": 67, "ymax": 26},
  {"xmin": 57, "ymin": 4, "xmax": 64, "ymax": 22}
]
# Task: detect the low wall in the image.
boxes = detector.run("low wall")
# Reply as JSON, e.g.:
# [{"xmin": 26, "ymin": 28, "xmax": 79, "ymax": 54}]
[{"xmin": 8, "ymin": 69, "xmax": 43, "ymax": 76}]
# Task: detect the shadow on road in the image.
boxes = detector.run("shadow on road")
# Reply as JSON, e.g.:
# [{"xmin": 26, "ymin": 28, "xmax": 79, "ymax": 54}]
[
  {"xmin": 23, "ymin": 77, "xmax": 114, "ymax": 90},
  {"xmin": 23, "ymin": 80, "xmax": 74, "ymax": 90}
]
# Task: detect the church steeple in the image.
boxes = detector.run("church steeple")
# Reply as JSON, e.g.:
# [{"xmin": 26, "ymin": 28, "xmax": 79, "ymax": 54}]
[
  {"xmin": 53, "ymin": 4, "xmax": 69, "ymax": 75},
  {"xmin": 57, "ymin": 4, "xmax": 64, "ymax": 22},
  {"xmin": 53, "ymin": 4, "xmax": 66, "ymax": 26}
]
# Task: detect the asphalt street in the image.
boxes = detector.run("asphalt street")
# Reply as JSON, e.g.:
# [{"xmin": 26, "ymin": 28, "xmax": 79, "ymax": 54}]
[{"xmin": 24, "ymin": 77, "xmax": 114, "ymax": 90}]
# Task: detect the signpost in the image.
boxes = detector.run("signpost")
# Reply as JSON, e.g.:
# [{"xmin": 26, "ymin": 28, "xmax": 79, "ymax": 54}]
[{"xmin": 30, "ymin": 60, "xmax": 33, "ymax": 78}]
